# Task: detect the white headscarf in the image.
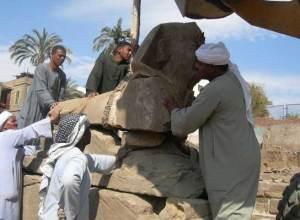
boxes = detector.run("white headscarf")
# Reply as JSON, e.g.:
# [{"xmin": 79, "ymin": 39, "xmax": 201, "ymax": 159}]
[
  {"xmin": 39, "ymin": 114, "xmax": 89, "ymax": 217},
  {"xmin": 0, "ymin": 111, "xmax": 13, "ymax": 129},
  {"xmin": 195, "ymin": 42, "xmax": 254, "ymax": 125}
]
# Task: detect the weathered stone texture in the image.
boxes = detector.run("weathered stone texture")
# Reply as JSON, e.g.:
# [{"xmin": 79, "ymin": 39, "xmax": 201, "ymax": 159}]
[
  {"xmin": 254, "ymin": 197, "xmax": 269, "ymax": 215},
  {"xmin": 269, "ymin": 199, "xmax": 280, "ymax": 215},
  {"xmin": 93, "ymin": 142, "xmax": 204, "ymax": 198},
  {"xmin": 23, "ymin": 175, "xmax": 41, "ymax": 220},
  {"xmin": 262, "ymin": 124, "xmax": 300, "ymax": 151},
  {"xmin": 89, "ymin": 189, "xmax": 161, "ymax": 220},
  {"xmin": 56, "ymin": 93, "xmax": 111, "ymax": 125},
  {"xmin": 159, "ymin": 198, "xmax": 211, "ymax": 220},
  {"xmin": 121, "ymin": 131, "xmax": 166, "ymax": 148},
  {"xmin": 85, "ymin": 129, "xmax": 121, "ymax": 155}
]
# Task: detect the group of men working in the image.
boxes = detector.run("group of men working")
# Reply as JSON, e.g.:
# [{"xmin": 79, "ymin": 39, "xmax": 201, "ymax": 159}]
[{"xmin": 0, "ymin": 39, "xmax": 260, "ymax": 220}]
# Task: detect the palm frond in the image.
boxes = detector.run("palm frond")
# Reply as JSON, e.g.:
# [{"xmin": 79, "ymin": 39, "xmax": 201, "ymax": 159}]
[
  {"xmin": 92, "ymin": 17, "xmax": 131, "ymax": 53},
  {"xmin": 9, "ymin": 28, "xmax": 69, "ymax": 66}
]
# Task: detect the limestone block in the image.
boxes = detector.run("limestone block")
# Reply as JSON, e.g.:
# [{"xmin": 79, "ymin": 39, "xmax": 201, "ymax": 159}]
[
  {"xmin": 261, "ymin": 150, "xmax": 300, "ymax": 170},
  {"xmin": 24, "ymin": 174, "xmax": 41, "ymax": 186},
  {"xmin": 263, "ymin": 182, "xmax": 286, "ymax": 199},
  {"xmin": 23, "ymin": 175, "xmax": 41, "ymax": 220},
  {"xmin": 121, "ymin": 131, "xmax": 166, "ymax": 148},
  {"xmin": 254, "ymin": 197, "xmax": 269, "ymax": 214},
  {"xmin": 56, "ymin": 92, "xmax": 111, "ymax": 125},
  {"xmin": 89, "ymin": 188, "xmax": 161, "ymax": 220},
  {"xmin": 269, "ymin": 198, "xmax": 280, "ymax": 215},
  {"xmin": 159, "ymin": 198, "xmax": 211, "ymax": 220},
  {"xmin": 23, "ymin": 155, "xmax": 44, "ymax": 175},
  {"xmin": 93, "ymin": 141, "xmax": 204, "ymax": 198},
  {"xmin": 85, "ymin": 129, "xmax": 121, "ymax": 155},
  {"xmin": 251, "ymin": 214, "xmax": 276, "ymax": 220}
]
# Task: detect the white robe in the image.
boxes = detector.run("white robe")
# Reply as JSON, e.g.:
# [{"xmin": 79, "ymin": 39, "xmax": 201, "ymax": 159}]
[
  {"xmin": 39, "ymin": 147, "xmax": 116, "ymax": 220},
  {"xmin": 0, "ymin": 118, "xmax": 52, "ymax": 220}
]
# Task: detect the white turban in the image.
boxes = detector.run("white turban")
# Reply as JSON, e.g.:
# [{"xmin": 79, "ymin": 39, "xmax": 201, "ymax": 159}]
[
  {"xmin": 195, "ymin": 42, "xmax": 254, "ymax": 125},
  {"xmin": 195, "ymin": 42, "xmax": 230, "ymax": 65},
  {"xmin": 0, "ymin": 111, "xmax": 13, "ymax": 128}
]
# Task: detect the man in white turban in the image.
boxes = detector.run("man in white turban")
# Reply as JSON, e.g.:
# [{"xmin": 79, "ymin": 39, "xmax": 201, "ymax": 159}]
[
  {"xmin": 0, "ymin": 109, "xmax": 59, "ymax": 220},
  {"xmin": 164, "ymin": 42, "xmax": 260, "ymax": 219}
]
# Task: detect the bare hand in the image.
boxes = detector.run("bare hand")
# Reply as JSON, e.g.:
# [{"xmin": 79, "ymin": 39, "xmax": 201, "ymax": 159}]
[
  {"xmin": 184, "ymin": 90, "xmax": 195, "ymax": 106},
  {"xmin": 57, "ymin": 208, "xmax": 65, "ymax": 220},
  {"xmin": 50, "ymin": 102, "xmax": 59, "ymax": 110},
  {"xmin": 163, "ymin": 97, "xmax": 179, "ymax": 113},
  {"xmin": 86, "ymin": 92, "xmax": 98, "ymax": 98},
  {"xmin": 48, "ymin": 106, "xmax": 61, "ymax": 124}
]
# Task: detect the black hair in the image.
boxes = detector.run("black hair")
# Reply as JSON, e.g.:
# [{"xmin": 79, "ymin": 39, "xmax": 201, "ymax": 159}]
[
  {"xmin": 51, "ymin": 45, "xmax": 66, "ymax": 55},
  {"xmin": 113, "ymin": 41, "xmax": 132, "ymax": 55},
  {"xmin": 216, "ymin": 64, "xmax": 229, "ymax": 72}
]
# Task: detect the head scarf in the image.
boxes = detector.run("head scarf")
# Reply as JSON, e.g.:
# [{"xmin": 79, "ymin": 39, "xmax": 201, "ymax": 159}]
[
  {"xmin": 39, "ymin": 113, "xmax": 89, "ymax": 216},
  {"xmin": 0, "ymin": 111, "xmax": 12, "ymax": 129},
  {"xmin": 195, "ymin": 42, "xmax": 254, "ymax": 125},
  {"xmin": 195, "ymin": 42, "xmax": 230, "ymax": 65}
]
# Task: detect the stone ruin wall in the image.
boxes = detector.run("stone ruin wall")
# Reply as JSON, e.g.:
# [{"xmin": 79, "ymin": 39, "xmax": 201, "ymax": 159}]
[{"xmin": 252, "ymin": 119, "xmax": 300, "ymax": 219}]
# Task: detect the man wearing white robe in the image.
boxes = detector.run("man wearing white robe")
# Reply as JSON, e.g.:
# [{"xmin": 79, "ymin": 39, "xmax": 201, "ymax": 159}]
[
  {"xmin": 164, "ymin": 42, "xmax": 260, "ymax": 219},
  {"xmin": 39, "ymin": 114, "xmax": 116, "ymax": 220},
  {"xmin": 0, "ymin": 110, "xmax": 59, "ymax": 220}
]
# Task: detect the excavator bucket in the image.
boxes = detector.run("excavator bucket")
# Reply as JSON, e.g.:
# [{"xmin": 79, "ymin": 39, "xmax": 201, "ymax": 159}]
[
  {"xmin": 175, "ymin": 0, "xmax": 300, "ymax": 38},
  {"xmin": 223, "ymin": 0, "xmax": 300, "ymax": 39},
  {"xmin": 175, "ymin": 0, "xmax": 233, "ymax": 19}
]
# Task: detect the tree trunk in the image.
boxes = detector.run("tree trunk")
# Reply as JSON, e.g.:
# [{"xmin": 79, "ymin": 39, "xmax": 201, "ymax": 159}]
[{"xmin": 131, "ymin": 0, "xmax": 141, "ymax": 54}]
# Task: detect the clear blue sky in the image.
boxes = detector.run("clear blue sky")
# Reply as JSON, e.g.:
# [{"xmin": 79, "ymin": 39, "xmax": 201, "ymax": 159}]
[{"xmin": 0, "ymin": 0, "xmax": 299, "ymax": 105}]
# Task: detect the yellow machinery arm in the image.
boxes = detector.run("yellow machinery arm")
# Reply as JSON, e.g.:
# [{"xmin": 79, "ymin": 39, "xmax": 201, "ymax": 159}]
[{"xmin": 175, "ymin": 0, "xmax": 300, "ymax": 38}]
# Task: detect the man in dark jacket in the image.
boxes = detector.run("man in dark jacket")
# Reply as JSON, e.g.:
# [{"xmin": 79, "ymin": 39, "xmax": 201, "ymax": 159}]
[{"xmin": 85, "ymin": 42, "xmax": 132, "ymax": 97}]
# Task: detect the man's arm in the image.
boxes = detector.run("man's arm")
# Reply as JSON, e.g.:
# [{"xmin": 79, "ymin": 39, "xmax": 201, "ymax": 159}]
[
  {"xmin": 86, "ymin": 154, "xmax": 116, "ymax": 174},
  {"xmin": 171, "ymin": 84, "xmax": 221, "ymax": 137},
  {"xmin": 2, "ymin": 107, "xmax": 59, "ymax": 148},
  {"xmin": 85, "ymin": 57, "xmax": 104, "ymax": 96},
  {"xmin": 7, "ymin": 117, "xmax": 52, "ymax": 148},
  {"xmin": 35, "ymin": 65, "xmax": 55, "ymax": 110}
]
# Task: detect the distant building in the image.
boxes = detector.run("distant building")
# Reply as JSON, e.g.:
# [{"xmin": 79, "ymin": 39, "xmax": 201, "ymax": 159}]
[{"xmin": 0, "ymin": 72, "xmax": 33, "ymax": 114}]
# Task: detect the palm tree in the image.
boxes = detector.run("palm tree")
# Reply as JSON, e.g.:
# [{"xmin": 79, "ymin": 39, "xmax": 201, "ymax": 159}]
[
  {"xmin": 64, "ymin": 78, "xmax": 84, "ymax": 100},
  {"xmin": 93, "ymin": 18, "xmax": 131, "ymax": 54},
  {"xmin": 9, "ymin": 28, "xmax": 71, "ymax": 66}
]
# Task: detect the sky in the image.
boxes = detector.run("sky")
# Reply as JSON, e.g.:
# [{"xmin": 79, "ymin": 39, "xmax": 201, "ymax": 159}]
[{"xmin": 0, "ymin": 0, "xmax": 299, "ymax": 105}]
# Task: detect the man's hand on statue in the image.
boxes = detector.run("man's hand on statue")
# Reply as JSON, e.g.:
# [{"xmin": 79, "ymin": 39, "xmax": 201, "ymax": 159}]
[
  {"xmin": 163, "ymin": 97, "xmax": 179, "ymax": 113},
  {"xmin": 48, "ymin": 106, "xmax": 61, "ymax": 124},
  {"xmin": 86, "ymin": 92, "xmax": 98, "ymax": 98},
  {"xmin": 50, "ymin": 102, "xmax": 58, "ymax": 110},
  {"xmin": 57, "ymin": 208, "xmax": 66, "ymax": 220}
]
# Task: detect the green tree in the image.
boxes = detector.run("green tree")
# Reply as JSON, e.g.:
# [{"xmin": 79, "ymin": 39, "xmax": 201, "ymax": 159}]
[
  {"xmin": 93, "ymin": 18, "xmax": 131, "ymax": 54},
  {"xmin": 250, "ymin": 83, "xmax": 271, "ymax": 117},
  {"xmin": 64, "ymin": 78, "xmax": 84, "ymax": 100},
  {"xmin": 9, "ymin": 28, "xmax": 71, "ymax": 66}
]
